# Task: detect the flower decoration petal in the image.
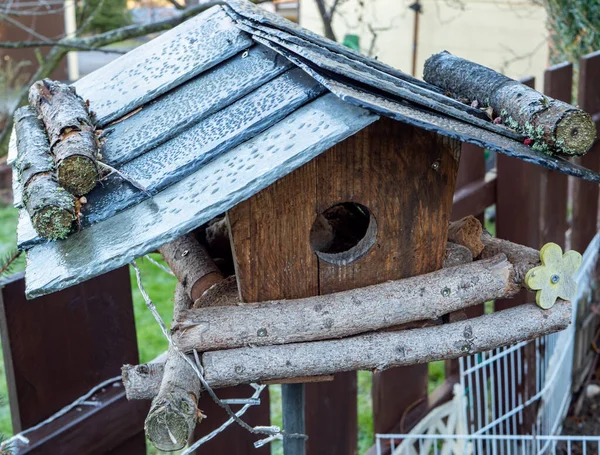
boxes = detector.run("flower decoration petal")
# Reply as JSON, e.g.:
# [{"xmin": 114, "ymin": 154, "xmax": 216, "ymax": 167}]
[
  {"xmin": 525, "ymin": 265, "xmax": 552, "ymax": 291},
  {"xmin": 562, "ymin": 250, "xmax": 583, "ymax": 275},
  {"xmin": 539, "ymin": 242, "xmax": 563, "ymax": 267},
  {"xmin": 525, "ymin": 242, "xmax": 582, "ymax": 309},
  {"xmin": 536, "ymin": 285, "xmax": 560, "ymax": 310}
]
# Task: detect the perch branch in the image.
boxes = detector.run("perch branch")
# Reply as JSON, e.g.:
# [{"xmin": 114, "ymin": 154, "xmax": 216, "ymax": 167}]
[
  {"xmin": 157, "ymin": 233, "xmax": 223, "ymax": 302},
  {"xmin": 201, "ymin": 300, "xmax": 571, "ymax": 388},
  {"xmin": 145, "ymin": 285, "xmax": 201, "ymax": 452},
  {"xmin": 423, "ymin": 51, "xmax": 596, "ymax": 155},
  {"xmin": 173, "ymin": 255, "xmax": 517, "ymax": 352}
]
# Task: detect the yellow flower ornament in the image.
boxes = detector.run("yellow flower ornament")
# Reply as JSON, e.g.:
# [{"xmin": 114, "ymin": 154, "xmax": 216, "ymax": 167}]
[{"xmin": 525, "ymin": 242, "xmax": 582, "ymax": 309}]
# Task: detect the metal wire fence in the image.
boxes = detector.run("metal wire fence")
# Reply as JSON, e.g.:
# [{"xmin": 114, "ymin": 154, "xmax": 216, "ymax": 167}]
[{"xmin": 376, "ymin": 234, "xmax": 600, "ymax": 455}]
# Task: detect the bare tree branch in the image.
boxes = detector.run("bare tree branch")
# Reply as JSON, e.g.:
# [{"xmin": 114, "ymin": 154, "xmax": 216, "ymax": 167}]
[{"xmin": 314, "ymin": 0, "xmax": 337, "ymax": 41}]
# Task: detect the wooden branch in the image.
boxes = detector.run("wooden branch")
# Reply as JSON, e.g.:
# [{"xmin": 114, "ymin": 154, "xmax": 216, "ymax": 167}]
[
  {"xmin": 448, "ymin": 216, "xmax": 484, "ymax": 257},
  {"xmin": 13, "ymin": 106, "xmax": 75, "ymax": 239},
  {"xmin": 145, "ymin": 285, "xmax": 201, "ymax": 452},
  {"xmin": 479, "ymin": 231, "xmax": 540, "ymax": 286},
  {"xmin": 173, "ymin": 255, "xmax": 516, "ymax": 352},
  {"xmin": 122, "ymin": 354, "xmax": 166, "ymax": 401},
  {"xmin": 158, "ymin": 233, "xmax": 223, "ymax": 302},
  {"xmin": 29, "ymin": 79, "xmax": 99, "ymax": 196},
  {"xmin": 443, "ymin": 241, "xmax": 473, "ymax": 268},
  {"xmin": 201, "ymin": 300, "xmax": 571, "ymax": 388},
  {"xmin": 423, "ymin": 51, "xmax": 596, "ymax": 156}
]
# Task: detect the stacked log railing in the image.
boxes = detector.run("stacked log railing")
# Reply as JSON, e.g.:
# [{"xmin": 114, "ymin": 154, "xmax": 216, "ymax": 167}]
[{"xmin": 0, "ymin": 52, "xmax": 599, "ymax": 454}]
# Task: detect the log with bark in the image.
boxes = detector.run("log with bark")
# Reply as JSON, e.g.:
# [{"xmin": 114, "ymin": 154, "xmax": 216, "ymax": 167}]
[
  {"xmin": 124, "ymin": 300, "xmax": 570, "ymax": 395},
  {"xmin": 13, "ymin": 106, "xmax": 75, "ymax": 240},
  {"xmin": 29, "ymin": 79, "xmax": 99, "ymax": 196},
  {"xmin": 423, "ymin": 51, "xmax": 596, "ymax": 156},
  {"xmin": 172, "ymin": 255, "xmax": 516, "ymax": 352},
  {"xmin": 144, "ymin": 234, "xmax": 226, "ymax": 450},
  {"xmin": 144, "ymin": 285, "xmax": 201, "ymax": 452},
  {"xmin": 157, "ymin": 233, "xmax": 223, "ymax": 303}
]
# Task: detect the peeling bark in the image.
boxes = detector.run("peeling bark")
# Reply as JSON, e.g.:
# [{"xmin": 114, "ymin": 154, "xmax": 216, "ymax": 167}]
[
  {"xmin": 14, "ymin": 106, "xmax": 75, "ymax": 239},
  {"xmin": 424, "ymin": 52, "xmax": 596, "ymax": 156},
  {"xmin": 29, "ymin": 79, "xmax": 99, "ymax": 195}
]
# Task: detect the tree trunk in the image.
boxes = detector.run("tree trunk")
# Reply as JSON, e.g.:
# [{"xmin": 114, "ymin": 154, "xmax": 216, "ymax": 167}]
[
  {"xmin": 14, "ymin": 106, "xmax": 75, "ymax": 239},
  {"xmin": 173, "ymin": 255, "xmax": 516, "ymax": 352},
  {"xmin": 423, "ymin": 51, "xmax": 596, "ymax": 156},
  {"xmin": 28, "ymin": 79, "xmax": 99, "ymax": 195}
]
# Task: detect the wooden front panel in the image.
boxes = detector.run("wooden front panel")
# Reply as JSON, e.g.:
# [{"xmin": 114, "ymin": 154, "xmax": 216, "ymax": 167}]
[{"xmin": 228, "ymin": 117, "xmax": 460, "ymax": 452}]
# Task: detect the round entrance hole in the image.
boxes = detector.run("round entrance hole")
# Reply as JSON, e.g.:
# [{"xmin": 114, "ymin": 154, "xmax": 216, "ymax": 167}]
[{"xmin": 309, "ymin": 202, "xmax": 377, "ymax": 265}]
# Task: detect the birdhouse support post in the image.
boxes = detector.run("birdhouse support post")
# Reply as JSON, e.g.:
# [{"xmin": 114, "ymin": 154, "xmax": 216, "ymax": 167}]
[{"xmin": 226, "ymin": 117, "xmax": 461, "ymax": 450}]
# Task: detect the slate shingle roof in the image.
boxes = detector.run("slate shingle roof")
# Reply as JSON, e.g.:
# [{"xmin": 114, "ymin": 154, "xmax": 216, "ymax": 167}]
[{"xmin": 9, "ymin": 0, "xmax": 600, "ymax": 298}]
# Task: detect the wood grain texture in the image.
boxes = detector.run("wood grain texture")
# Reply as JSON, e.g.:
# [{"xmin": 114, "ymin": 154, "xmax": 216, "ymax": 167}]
[{"xmin": 229, "ymin": 117, "xmax": 461, "ymax": 447}]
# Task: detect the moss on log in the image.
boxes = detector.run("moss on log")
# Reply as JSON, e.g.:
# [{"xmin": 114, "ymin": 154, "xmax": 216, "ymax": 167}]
[
  {"xmin": 14, "ymin": 106, "xmax": 75, "ymax": 240},
  {"xmin": 29, "ymin": 79, "xmax": 99, "ymax": 195},
  {"xmin": 424, "ymin": 52, "xmax": 596, "ymax": 156}
]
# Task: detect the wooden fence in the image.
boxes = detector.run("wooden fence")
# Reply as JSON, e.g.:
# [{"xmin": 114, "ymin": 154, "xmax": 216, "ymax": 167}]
[{"xmin": 1, "ymin": 51, "xmax": 599, "ymax": 454}]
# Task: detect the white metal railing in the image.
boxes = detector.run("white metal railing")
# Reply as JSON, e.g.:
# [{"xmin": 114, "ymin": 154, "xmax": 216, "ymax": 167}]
[{"xmin": 376, "ymin": 233, "xmax": 600, "ymax": 455}]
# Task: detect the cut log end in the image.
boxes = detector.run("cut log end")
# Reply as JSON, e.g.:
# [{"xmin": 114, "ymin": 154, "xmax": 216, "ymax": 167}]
[
  {"xmin": 145, "ymin": 393, "xmax": 199, "ymax": 451},
  {"xmin": 556, "ymin": 111, "xmax": 596, "ymax": 156},
  {"xmin": 32, "ymin": 205, "xmax": 74, "ymax": 240},
  {"xmin": 57, "ymin": 155, "xmax": 98, "ymax": 196}
]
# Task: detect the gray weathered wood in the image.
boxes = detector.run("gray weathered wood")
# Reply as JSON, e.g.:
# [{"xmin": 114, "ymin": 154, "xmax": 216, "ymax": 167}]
[
  {"xmin": 100, "ymin": 45, "xmax": 291, "ymax": 167},
  {"xmin": 29, "ymin": 79, "xmax": 99, "ymax": 196},
  {"xmin": 173, "ymin": 255, "xmax": 515, "ymax": 352},
  {"xmin": 200, "ymin": 301, "xmax": 571, "ymax": 388},
  {"xmin": 13, "ymin": 106, "xmax": 75, "ymax": 240},
  {"xmin": 145, "ymin": 285, "xmax": 200, "ymax": 452},
  {"xmin": 423, "ymin": 52, "xmax": 596, "ymax": 156},
  {"xmin": 124, "ymin": 300, "xmax": 571, "ymax": 398},
  {"xmin": 479, "ymin": 231, "xmax": 540, "ymax": 286},
  {"xmin": 73, "ymin": 6, "xmax": 253, "ymax": 125}
]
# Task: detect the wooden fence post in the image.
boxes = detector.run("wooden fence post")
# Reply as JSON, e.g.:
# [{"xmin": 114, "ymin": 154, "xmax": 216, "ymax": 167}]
[
  {"xmin": 572, "ymin": 51, "xmax": 600, "ymax": 253},
  {"xmin": 540, "ymin": 63, "xmax": 572, "ymax": 247},
  {"xmin": 0, "ymin": 268, "xmax": 147, "ymax": 454},
  {"xmin": 495, "ymin": 77, "xmax": 540, "ymax": 434}
]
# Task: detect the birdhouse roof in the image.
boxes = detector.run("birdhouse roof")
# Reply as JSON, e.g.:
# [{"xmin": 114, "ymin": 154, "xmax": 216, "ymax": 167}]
[{"xmin": 10, "ymin": 0, "xmax": 600, "ymax": 298}]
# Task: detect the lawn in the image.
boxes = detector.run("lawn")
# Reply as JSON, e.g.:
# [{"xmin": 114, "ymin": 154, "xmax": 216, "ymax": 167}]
[{"xmin": 0, "ymin": 202, "xmax": 448, "ymax": 454}]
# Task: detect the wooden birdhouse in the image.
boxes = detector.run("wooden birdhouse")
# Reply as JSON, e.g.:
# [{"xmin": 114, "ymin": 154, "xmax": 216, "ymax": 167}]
[{"xmin": 7, "ymin": 0, "xmax": 599, "ymax": 452}]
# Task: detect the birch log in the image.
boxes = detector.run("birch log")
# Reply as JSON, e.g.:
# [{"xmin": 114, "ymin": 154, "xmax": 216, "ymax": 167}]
[
  {"xmin": 158, "ymin": 233, "xmax": 223, "ymax": 302},
  {"xmin": 423, "ymin": 52, "xmax": 596, "ymax": 156},
  {"xmin": 14, "ymin": 106, "xmax": 75, "ymax": 239},
  {"xmin": 173, "ymin": 255, "xmax": 516, "ymax": 352},
  {"xmin": 145, "ymin": 286, "xmax": 201, "ymax": 451},
  {"xmin": 201, "ymin": 300, "xmax": 571, "ymax": 388},
  {"xmin": 29, "ymin": 79, "xmax": 99, "ymax": 195}
]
